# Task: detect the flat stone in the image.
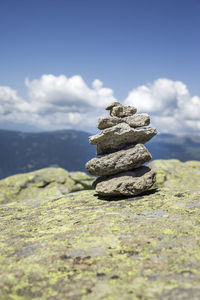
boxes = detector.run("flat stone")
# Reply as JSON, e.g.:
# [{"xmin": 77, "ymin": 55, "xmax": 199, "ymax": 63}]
[
  {"xmin": 98, "ymin": 116, "xmax": 120, "ymax": 129},
  {"xmin": 93, "ymin": 166, "xmax": 156, "ymax": 196},
  {"xmin": 98, "ymin": 114, "xmax": 150, "ymax": 130},
  {"xmin": 110, "ymin": 105, "xmax": 137, "ymax": 117},
  {"xmin": 105, "ymin": 102, "xmax": 121, "ymax": 110},
  {"xmin": 89, "ymin": 123, "xmax": 157, "ymax": 155},
  {"xmin": 125, "ymin": 114, "xmax": 150, "ymax": 127},
  {"xmin": 86, "ymin": 144, "xmax": 152, "ymax": 176}
]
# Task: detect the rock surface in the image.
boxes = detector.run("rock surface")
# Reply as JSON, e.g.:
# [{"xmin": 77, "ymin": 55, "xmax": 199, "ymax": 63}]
[
  {"xmin": 89, "ymin": 102, "xmax": 156, "ymax": 197},
  {"xmin": 0, "ymin": 167, "xmax": 94, "ymax": 204},
  {"xmin": 124, "ymin": 113, "xmax": 150, "ymax": 127},
  {"xmin": 86, "ymin": 144, "xmax": 152, "ymax": 176},
  {"xmin": 93, "ymin": 166, "xmax": 156, "ymax": 196},
  {"xmin": 110, "ymin": 105, "xmax": 137, "ymax": 117},
  {"xmin": 149, "ymin": 159, "xmax": 200, "ymax": 190},
  {"xmin": 1, "ymin": 160, "xmax": 200, "ymax": 299},
  {"xmin": 90, "ymin": 123, "xmax": 157, "ymax": 155},
  {"xmin": 105, "ymin": 101, "xmax": 121, "ymax": 110},
  {"xmin": 98, "ymin": 113, "xmax": 150, "ymax": 129}
]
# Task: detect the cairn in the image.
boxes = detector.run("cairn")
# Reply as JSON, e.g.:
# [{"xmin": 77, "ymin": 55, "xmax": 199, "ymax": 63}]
[{"xmin": 86, "ymin": 102, "xmax": 157, "ymax": 196}]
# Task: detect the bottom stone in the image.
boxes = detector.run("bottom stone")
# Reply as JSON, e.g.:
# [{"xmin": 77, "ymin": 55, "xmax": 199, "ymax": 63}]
[{"xmin": 93, "ymin": 166, "xmax": 156, "ymax": 196}]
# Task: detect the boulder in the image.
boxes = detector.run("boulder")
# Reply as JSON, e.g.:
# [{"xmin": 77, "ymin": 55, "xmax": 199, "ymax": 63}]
[
  {"xmin": 98, "ymin": 113, "xmax": 150, "ymax": 129},
  {"xmin": 93, "ymin": 166, "xmax": 156, "ymax": 196},
  {"xmin": 86, "ymin": 144, "xmax": 152, "ymax": 176},
  {"xmin": 89, "ymin": 123, "xmax": 157, "ymax": 155},
  {"xmin": 149, "ymin": 159, "xmax": 200, "ymax": 190},
  {"xmin": 0, "ymin": 167, "xmax": 94, "ymax": 204}
]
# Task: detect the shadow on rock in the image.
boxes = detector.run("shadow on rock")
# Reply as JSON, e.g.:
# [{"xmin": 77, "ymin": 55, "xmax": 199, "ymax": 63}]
[{"xmin": 95, "ymin": 188, "xmax": 158, "ymax": 202}]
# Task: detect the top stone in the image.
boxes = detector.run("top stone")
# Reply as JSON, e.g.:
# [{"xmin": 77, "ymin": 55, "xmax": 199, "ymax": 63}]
[
  {"xmin": 105, "ymin": 102, "xmax": 121, "ymax": 110},
  {"xmin": 105, "ymin": 102, "xmax": 137, "ymax": 117},
  {"xmin": 111, "ymin": 105, "xmax": 137, "ymax": 117}
]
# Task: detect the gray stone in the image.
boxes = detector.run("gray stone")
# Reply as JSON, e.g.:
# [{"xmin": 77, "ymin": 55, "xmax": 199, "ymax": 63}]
[
  {"xmin": 159, "ymin": 288, "xmax": 200, "ymax": 300},
  {"xmin": 98, "ymin": 116, "xmax": 119, "ymax": 129},
  {"xmin": 89, "ymin": 123, "xmax": 157, "ymax": 155},
  {"xmin": 93, "ymin": 166, "xmax": 156, "ymax": 196},
  {"xmin": 86, "ymin": 144, "xmax": 152, "ymax": 176},
  {"xmin": 98, "ymin": 113, "xmax": 150, "ymax": 130},
  {"xmin": 125, "ymin": 114, "xmax": 150, "ymax": 127},
  {"xmin": 110, "ymin": 105, "xmax": 137, "ymax": 117},
  {"xmin": 105, "ymin": 102, "xmax": 121, "ymax": 110}
]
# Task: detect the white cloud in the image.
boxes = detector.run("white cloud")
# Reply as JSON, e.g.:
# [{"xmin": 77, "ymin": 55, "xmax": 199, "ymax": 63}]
[
  {"xmin": 25, "ymin": 74, "xmax": 116, "ymax": 114},
  {"xmin": 0, "ymin": 74, "xmax": 116, "ymax": 132},
  {"xmin": 124, "ymin": 78, "xmax": 200, "ymax": 134},
  {"xmin": 0, "ymin": 86, "xmax": 25, "ymax": 115},
  {"xmin": 0, "ymin": 75, "xmax": 200, "ymax": 134}
]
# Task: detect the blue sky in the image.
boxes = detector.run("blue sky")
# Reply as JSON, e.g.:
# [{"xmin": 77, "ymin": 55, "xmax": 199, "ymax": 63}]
[{"xmin": 0, "ymin": 0, "xmax": 200, "ymax": 133}]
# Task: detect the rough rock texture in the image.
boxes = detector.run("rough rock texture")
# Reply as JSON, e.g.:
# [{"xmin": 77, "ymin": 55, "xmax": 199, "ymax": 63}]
[
  {"xmin": 105, "ymin": 101, "xmax": 121, "ymax": 110},
  {"xmin": 110, "ymin": 105, "xmax": 137, "ymax": 117},
  {"xmin": 125, "ymin": 114, "xmax": 150, "ymax": 128},
  {"xmin": 1, "ymin": 160, "xmax": 200, "ymax": 299},
  {"xmin": 90, "ymin": 123, "xmax": 157, "ymax": 155},
  {"xmin": 149, "ymin": 159, "xmax": 200, "ymax": 190},
  {"xmin": 98, "ymin": 113, "xmax": 150, "ymax": 130},
  {"xmin": 93, "ymin": 166, "xmax": 156, "ymax": 196},
  {"xmin": 98, "ymin": 116, "xmax": 120, "ymax": 129},
  {"xmin": 0, "ymin": 167, "xmax": 94, "ymax": 204},
  {"xmin": 89, "ymin": 102, "xmax": 156, "ymax": 197},
  {"xmin": 86, "ymin": 144, "xmax": 152, "ymax": 176}
]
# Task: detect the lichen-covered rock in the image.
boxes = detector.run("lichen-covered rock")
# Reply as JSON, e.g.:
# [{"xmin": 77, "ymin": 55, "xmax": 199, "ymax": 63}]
[
  {"xmin": 0, "ymin": 167, "xmax": 94, "ymax": 204},
  {"xmin": 98, "ymin": 113, "xmax": 150, "ymax": 130},
  {"xmin": 86, "ymin": 144, "xmax": 152, "ymax": 176},
  {"xmin": 149, "ymin": 159, "xmax": 200, "ymax": 190},
  {"xmin": 69, "ymin": 171, "xmax": 95, "ymax": 189},
  {"xmin": 93, "ymin": 166, "xmax": 156, "ymax": 196},
  {"xmin": 1, "ymin": 160, "xmax": 200, "ymax": 299},
  {"xmin": 90, "ymin": 123, "xmax": 157, "ymax": 155}
]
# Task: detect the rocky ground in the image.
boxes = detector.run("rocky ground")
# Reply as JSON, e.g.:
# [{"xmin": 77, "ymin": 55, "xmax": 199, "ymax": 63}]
[{"xmin": 0, "ymin": 160, "xmax": 200, "ymax": 299}]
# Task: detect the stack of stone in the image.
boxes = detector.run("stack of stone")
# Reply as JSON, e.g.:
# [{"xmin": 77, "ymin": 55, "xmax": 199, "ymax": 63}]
[{"xmin": 86, "ymin": 102, "xmax": 157, "ymax": 197}]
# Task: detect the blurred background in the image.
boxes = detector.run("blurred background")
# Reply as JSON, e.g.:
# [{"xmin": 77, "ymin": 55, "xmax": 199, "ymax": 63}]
[{"xmin": 0, "ymin": 0, "xmax": 200, "ymax": 178}]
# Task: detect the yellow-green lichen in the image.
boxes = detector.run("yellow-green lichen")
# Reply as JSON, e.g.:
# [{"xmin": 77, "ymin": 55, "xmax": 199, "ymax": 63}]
[
  {"xmin": 0, "ymin": 167, "xmax": 94, "ymax": 205},
  {"xmin": 1, "ymin": 161, "xmax": 200, "ymax": 299}
]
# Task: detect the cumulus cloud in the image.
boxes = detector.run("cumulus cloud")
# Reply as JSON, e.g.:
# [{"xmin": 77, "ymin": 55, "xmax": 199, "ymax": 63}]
[
  {"xmin": 124, "ymin": 78, "xmax": 200, "ymax": 134},
  {"xmin": 25, "ymin": 74, "xmax": 116, "ymax": 114},
  {"xmin": 0, "ymin": 75, "xmax": 200, "ymax": 134},
  {"xmin": 0, "ymin": 74, "xmax": 116, "ymax": 132},
  {"xmin": 0, "ymin": 86, "xmax": 25, "ymax": 115}
]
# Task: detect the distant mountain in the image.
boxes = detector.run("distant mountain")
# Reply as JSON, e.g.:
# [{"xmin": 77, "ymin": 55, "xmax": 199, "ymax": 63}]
[
  {"xmin": 0, "ymin": 129, "xmax": 199, "ymax": 179},
  {"xmin": 147, "ymin": 133, "xmax": 200, "ymax": 162},
  {"xmin": 0, "ymin": 129, "xmax": 95, "ymax": 179}
]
